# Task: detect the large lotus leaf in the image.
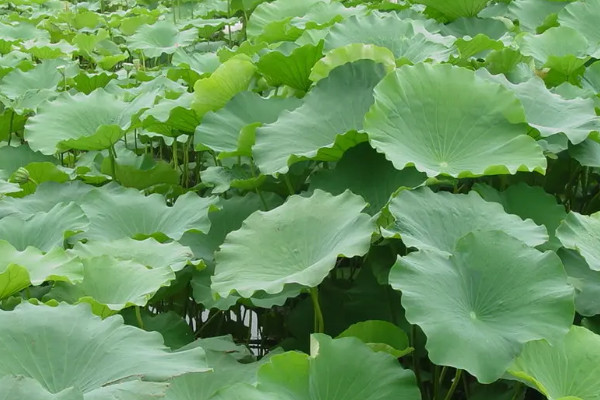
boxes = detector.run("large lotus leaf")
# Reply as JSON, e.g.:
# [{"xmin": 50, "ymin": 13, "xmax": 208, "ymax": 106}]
[
  {"xmin": 519, "ymin": 26, "xmax": 592, "ymax": 64},
  {"xmin": 324, "ymin": 13, "xmax": 453, "ymax": 63},
  {"xmin": 0, "ymin": 263, "xmax": 30, "ymax": 300},
  {"xmin": 172, "ymin": 49, "xmax": 220, "ymax": 75},
  {"xmin": 0, "ymin": 376, "xmax": 83, "ymax": 400},
  {"xmin": 507, "ymin": 0, "xmax": 568, "ymax": 32},
  {"xmin": 337, "ymin": 320, "xmax": 412, "ymax": 358},
  {"xmin": 0, "ymin": 181, "xmax": 95, "ymax": 218},
  {"xmin": 140, "ymin": 93, "xmax": 200, "ymax": 135},
  {"xmin": 390, "ymin": 230, "xmax": 574, "ymax": 383},
  {"xmin": 48, "ymin": 255, "xmax": 176, "ymax": 314},
  {"xmin": 559, "ymin": 248, "xmax": 600, "ymax": 317},
  {"xmin": 477, "ymin": 69, "xmax": 600, "ymax": 144},
  {"xmin": 120, "ymin": 309, "xmax": 194, "ymax": 350},
  {"xmin": 363, "ymin": 63, "xmax": 546, "ymax": 177},
  {"xmin": 257, "ymin": 42, "xmax": 323, "ymax": 91},
  {"xmin": 195, "ymin": 91, "xmax": 301, "ymax": 158},
  {"xmin": 558, "ymin": 0, "xmax": 600, "ymax": 46},
  {"xmin": 24, "ymin": 89, "xmax": 139, "ymax": 155},
  {"xmin": 84, "ymin": 380, "xmax": 169, "ymax": 400},
  {"xmin": 127, "ymin": 21, "xmax": 197, "ymax": 58},
  {"xmin": 0, "ymin": 180, "xmax": 20, "ymax": 195},
  {"xmin": 0, "ymin": 22, "xmax": 50, "ymax": 42},
  {"xmin": 473, "ymin": 182, "xmax": 566, "ymax": 250},
  {"xmin": 556, "ymin": 211, "xmax": 600, "ymax": 271},
  {"xmin": 254, "ymin": 60, "xmax": 387, "ymax": 175},
  {"xmin": 0, "ymin": 145, "xmax": 56, "ymax": 180},
  {"xmin": 0, "ymin": 203, "xmax": 88, "ymax": 251},
  {"xmin": 0, "ymin": 240, "xmax": 82, "ymax": 285},
  {"xmin": 71, "ymin": 237, "xmax": 196, "ymax": 273},
  {"xmin": 0, "ymin": 303, "xmax": 208, "ymax": 393},
  {"xmin": 584, "ymin": 61, "xmax": 600, "ymax": 93},
  {"xmin": 256, "ymin": 334, "xmax": 420, "ymax": 400},
  {"xmin": 212, "ymin": 190, "xmax": 374, "ymax": 298},
  {"xmin": 415, "ymin": 0, "xmax": 491, "ymax": 20},
  {"xmin": 247, "ymin": 0, "xmax": 325, "ymax": 42},
  {"xmin": 79, "ymin": 186, "xmax": 216, "ymax": 241},
  {"xmin": 384, "ymin": 187, "xmax": 548, "ymax": 254},
  {"xmin": 14, "ymin": 161, "xmax": 71, "ymax": 196},
  {"xmin": 201, "ymin": 165, "xmax": 265, "ymax": 194},
  {"xmin": 441, "ymin": 16, "xmax": 508, "ymax": 39},
  {"xmin": 309, "ymin": 142, "xmax": 426, "ymax": 215},
  {"xmin": 508, "ymin": 326, "xmax": 600, "ymax": 400},
  {"xmin": 0, "ymin": 60, "xmax": 61, "ymax": 100},
  {"xmin": 192, "ymin": 56, "xmax": 257, "ymax": 117},
  {"xmin": 569, "ymin": 139, "xmax": 600, "ymax": 168},
  {"xmin": 310, "ymin": 43, "xmax": 396, "ymax": 83}
]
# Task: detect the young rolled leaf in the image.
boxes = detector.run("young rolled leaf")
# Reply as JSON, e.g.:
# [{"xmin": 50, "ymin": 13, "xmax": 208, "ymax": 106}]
[
  {"xmin": 363, "ymin": 63, "xmax": 546, "ymax": 178},
  {"xmin": 556, "ymin": 211, "xmax": 600, "ymax": 271},
  {"xmin": 384, "ymin": 187, "xmax": 548, "ymax": 254},
  {"xmin": 211, "ymin": 189, "xmax": 375, "ymax": 298},
  {"xmin": 508, "ymin": 326, "xmax": 600, "ymax": 400},
  {"xmin": 389, "ymin": 230, "xmax": 574, "ymax": 383}
]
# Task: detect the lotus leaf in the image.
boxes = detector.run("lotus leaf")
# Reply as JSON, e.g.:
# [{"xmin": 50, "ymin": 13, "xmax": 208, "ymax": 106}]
[
  {"xmin": 127, "ymin": 21, "xmax": 198, "ymax": 58},
  {"xmin": 556, "ymin": 211, "xmax": 600, "ymax": 271}
]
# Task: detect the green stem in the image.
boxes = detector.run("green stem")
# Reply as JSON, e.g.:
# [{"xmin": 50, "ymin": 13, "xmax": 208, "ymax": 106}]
[
  {"xmin": 6, "ymin": 109, "xmax": 14, "ymax": 145},
  {"xmin": 250, "ymin": 161, "xmax": 269, "ymax": 210},
  {"xmin": 182, "ymin": 136, "xmax": 190, "ymax": 187},
  {"xmin": 135, "ymin": 306, "xmax": 144, "ymax": 329},
  {"xmin": 510, "ymin": 382, "xmax": 524, "ymax": 400},
  {"xmin": 309, "ymin": 286, "xmax": 324, "ymax": 333},
  {"xmin": 172, "ymin": 138, "xmax": 179, "ymax": 170},
  {"xmin": 283, "ymin": 174, "xmax": 295, "ymax": 196},
  {"xmin": 443, "ymin": 369, "xmax": 462, "ymax": 400},
  {"xmin": 108, "ymin": 145, "xmax": 119, "ymax": 183},
  {"xmin": 411, "ymin": 325, "xmax": 424, "ymax": 398},
  {"xmin": 433, "ymin": 365, "xmax": 441, "ymax": 400}
]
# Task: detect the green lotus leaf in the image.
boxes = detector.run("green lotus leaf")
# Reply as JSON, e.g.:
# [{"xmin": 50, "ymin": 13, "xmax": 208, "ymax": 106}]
[
  {"xmin": 0, "ymin": 181, "xmax": 95, "ymax": 218},
  {"xmin": 48, "ymin": 255, "xmax": 176, "ymax": 313},
  {"xmin": 99, "ymin": 145, "xmax": 180, "ymax": 189},
  {"xmin": 441, "ymin": 16, "xmax": 508, "ymax": 39},
  {"xmin": 15, "ymin": 161, "xmax": 71, "ymax": 196},
  {"xmin": 507, "ymin": 0, "xmax": 567, "ymax": 32},
  {"xmin": 0, "ymin": 263, "xmax": 30, "ymax": 300},
  {"xmin": 254, "ymin": 60, "xmax": 387, "ymax": 175},
  {"xmin": 559, "ymin": 248, "xmax": 600, "ymax": 317},
  {"xmin": 384, "ymin": 187, "xmax": 548, "ymax": 254},
  {"xmin": 127, "ymin": 21, "xmax": 197, "ymax": 58},
  {"xmin": 0, "ymin": 60, "xmax": 61, "ymax": 100},
  {"xmin": 21, "ymin": 39, "xmax": 76, "ymax": 60},
  {"xmin": 0, "ymin": 302, "xmax": 208, "ymax": 394},
  {"xmin": 477, "ymin": 70, "xmax": 600, "ymax": 144},
  {"xmin": 455, "ymin": 34, "xmax": 503, "ymax": 59},
  {"xmin": 201, "ymin": 165, "xmax": 265, "ymax": 194},
  {"xmin": 324, "ymin": 13, "xmax": 453, "ymax": 63},
  {"xmin": 0, "ymin": 110, "xmax": 26, "ymax": 143},
  {"xmin": 558, "ymin": 0, "xmax": 600, "ymax": 46},
  {"xmin": 519, "ymin": 26, "xmax": 592, "ymax": 68},
  {"xmin": 415, "ymin": 0, "xmax": 491, "ymax": 20},
  {"xmin": 583, "ymin": 61, "xmax": 600, "ymax": 93},
  {"xmin": 256, "ymin": 334, "xmax": 420, "ymax": 400},
  {"xmin": 257, "ymin": 41, "xmax": 323, "ymax": 91},
  {"xmin": 473, "ymin": 182, "xmax": 566, "ymax": 250},
  {"xmin": 0, "ymin": 203, "xmax": 88, "ymax": 251},
  {"xmin": 390, "ymin": 230, "xmax": 574, "ymax": 383},
  {"xmin": 0, "ymin": 376, "xmax": 83, "ymax": 400},
  {"xmin": 508, "ymin": 326, "xmax": 600, "ymax": 400},
  {"xmin": 310, "ymin": 43, "xmax": 396, "ymax": 83},
  {"xmin": 195, "ymin": 91, "xmax": 301, "ymax": 158},
  {"xmin": 140, "ymin": 93, "xmax": 200, "ymax": 135},
  {"xmin": 84, "ymin": 380, "xmax": 169, "ymax": 400},
  {"xmin": 309, "ymin": 142, "xmax": 426, "ymax": 215},
  {"xmin": 247, "ymin": 0, "xmax": 324, "ymax": 42},
  {"xmin": 569, "ymin": 139, "xmax": 600, "ymax": 168},
  {"xmin": 192, "ymin": 56, "xmax": 257, "ymax": 117},
  {"xmin": 0, "ymin": 240, "xmax": 82, "ymax": 285},
  {"xmin": 0, "ymin": 179, "xmax": 20, "ymax": 195},
  {"xmin": 209, "ymin": 383, "xmax": 286, "ymax": 400},
  {"xmin": 212, "ymin": 189, "xmax": 375, "ymax": 298},
  {"xmin": 363, "ymin": 63, "xmax": 546, "ymax": 177},
  {"xmin": 70, "ymin": 237, "xmax": 196, "ymax": 273},
  {"xmin": 172, "ymin": 49, "xmax": 220, "ymax": 75},
  {"xmin": 24, "ymin": 89, "xmax": 144, "ymax": 155},
  {"xmin": 556, "ymin": 211, "xmax": 600, "ymax": 271},
  {"xmin": 121, "ymin": 309, "xmax": 194, "ymax": 350},
  {"xmin": 337, "ymin": 320, "xmax": 412, "ymax": 358},
  {"xmin": 79, "ymin": 186, "xmax": 216, "ymax": 241},
  {"xmin": 0, "ymin": 22, "xmax": 50, "ymax": 42},
  {"xmin": 0, "ymin": 145, "xmax": 56, "ymax": 180}
]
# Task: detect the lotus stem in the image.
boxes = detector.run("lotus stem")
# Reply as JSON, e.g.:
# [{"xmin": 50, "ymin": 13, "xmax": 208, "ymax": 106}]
[
  {"xmin": 135, "ymin": 306, "xmax": 144, "ymax": 329},
  {"xmin": 443, "ymin": 369, "xmax": 462, "ymax": 400},
  {"xmin": 108, "ymin": 145, "xmax": 118, "ymax": 183},
  {"xmin": 309, "ymin": 286, "xmax": 324, "ymax": 333},
  {"xmin": 283, "ymin": 174, "xmax": 295, "ymax": 196}
]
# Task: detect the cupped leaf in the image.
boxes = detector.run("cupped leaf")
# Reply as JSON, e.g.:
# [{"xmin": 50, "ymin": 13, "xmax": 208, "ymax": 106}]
[
  {"xmin": 559, "ymin": 248, "xmax": 600, "ymax": 317},
  {"xmin": 79, "ymin": 186, "xmax": 216, "ymax": 241},
  {"xmin": 556, "ymin": 211, "xmax": 600, "ymax": 271},
  {"xmin": 256, "ymin": 334, "xmax": 420, "ymax": 400},
  {"xmin": 309, "ymin": 142, "xmax": 426, "ymax": 215},
  {"xmin": 247, "ymin": 0, "xmax": 325, "ymax": 42},
  {"xmin": 212, "ymin": 190, "xmax": 375, "ymax": 298},
  {"xmin": 48, "ymin": 255, "xmax": 176, "ymax": 314},
  {"xmin": 477, "ymin": 69, "xmax": 600, "ymax": 144},
  {"xmin": 0, "ymin": 303, "xmax": 208, "ymax": 393},
  {"xmin": 473, "ymin": 182, "xmax": 566, "ymax": 250},
  {"xmin": 508, "ymin": 326, "xmax": 600, "ymax": 400},
  {"xmin": 384, "ymin": 187, "xmax": 548, "ymax": 254},
  {"xmin": 416, "ymin": 0, "xmax": 492, "ymax": 20},
  {"xmin": 24, "ymin": 89, "xmax": 142, "ymax": 155},
  {"xmin": 324, "ymin": 13, "xmax": 453, "ymax": 63},
  {"xmin": 192, "ymin": 56, "xmax": 257, "ymax": 117},
  {"xmin": 337, "ymin": 320, "xmax": 412, "ymax": 358},
  {"xmin": 310, "ymin": 43, "xmax": 396, "ymax": 83},
  {"xmin": 127, "ymin": 21, "xmax": 197, "ymax": 58},
  {"xmin": 363, "ymin": 63, "xmax": 546, "ymax": 177},
  {"xmin": 195, "ymin": 91, "xmax": 301, "ymax": 158},
  {"xmin": 254, "ymin": 60, "xmax": 387, "ymax": 175},
  {"xmin": 0, "ymin": 203, "xmax": 88, "ymax": 251},
  {"xmin": 257, "ymin": 42, "xmax": 323, "ymax": 91},
  {"xmin": 390, "ymin": 230, "xmax": 574, "ymax": 383}
]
